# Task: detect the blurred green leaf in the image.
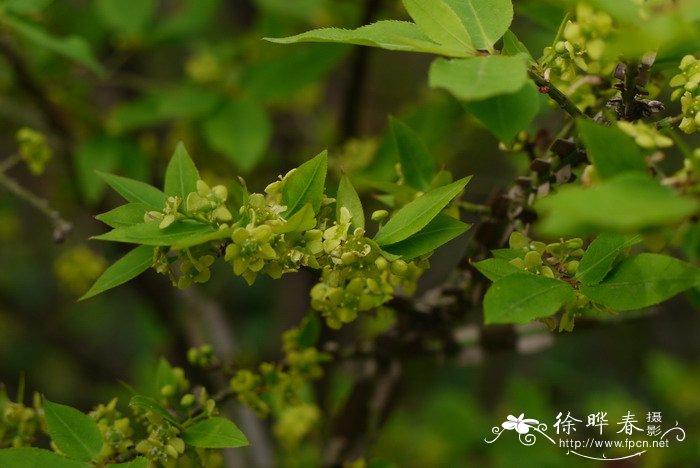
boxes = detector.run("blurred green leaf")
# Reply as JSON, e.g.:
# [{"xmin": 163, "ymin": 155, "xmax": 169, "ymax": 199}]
[
  {"xmin": 95, "ymin": 0, "xmax": 156, "ymax": 36},
  {"xmin": 581, "ymin": 254, "xmax": 700, "ymax": 310},
  {"xmin": 576, "ymin": 233, "xmax": 641, "ymax": 285},
  {"xmin": 473, "ymin": 258, "xmax": 522, "ymax": 282},
  {"xmin": 80, "ymin": 245, "xmax": 154, "ymax": 300},
  {"xmin": 383, "ymin": 213, "xmax": 470, "ymax": 259},
  {"xmin": 153, "ymin": 0, "xmax": 220, "ymax": 40},
  {"xmin": 282, "ymin": 150, "xmax": 328, "ymax": 217},
  {"xmin": 501, "ymin": 30, "xmax": 535, "ymax": 64},
  {"xmin": 484, "ymin": 274, "xmax": 574, "ymax": 324},
  {"xmin": 93, "ymin": 222, "xmax": 217, "ymax": 246},
  {"xmin": 0, "ymin": 448, "xmax": 88, "ymax": 468},
  {"xmin": 95, "ymin": 203, "xmax": 148, "ymax": 228},
  {"xmin": 164, "ymin": 142, "xmax": 200, "ymax": 200},
  {"xmin": 112, "ymin": 458, "xmax": 148, "ymax": 468},
  {"xmin": 390, "ymin": 117, "xmax": 435, "ymax": 191},
  {"xmin": 444, "ymin": 0, "xmax": 513, "ymax": 50},
  {"xmin": 375, "ymin": 177, "xmax": 470, "ymax": 245},
  {"xmin": 43, "ymin": 400, "xmax": 102, "ymax": 462},
  {"xmin": 337, "ymin": 175, "xmax": 364, "ymax": 230},
  {"xmin": 97, "ymin": 172, "xmax": 167, "ymax": 210},
  {"xmin": 3, "ymin": 0, "xmax": 52, "ymax": 14},
  {"xmin": 182, "ymin": 417, "xmax": 249, "ymax": 448},
  {"xmin": 429, "ymin": 55, "xmax": 528, "ymax": 101},
  {"xmin": 74, "ymin": 136, "xmax": 122, "ymax": 205},
  {"xmin": 129, "ymin": 395, "xmax": 179, "ymax": 426},
  {"xmin": 577, "ymin": 120, "xmax": 647, "ymax": 179},
  {"xmin": 402, "ymin": 0, "xmax": 475, "ymax": 53},
  {"xmin": 203, "ymin": 100, "xmax": 271, "ymax": 173}
]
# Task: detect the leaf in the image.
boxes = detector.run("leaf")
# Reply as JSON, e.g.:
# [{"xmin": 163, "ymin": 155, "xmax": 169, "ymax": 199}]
[
  {"xmin": 97, "ymin": 172, "xmax": 167, "ymax": 210},
  {"xmin": 581, "ymin": 254, "xmax": 700, "ymax": 310},
  {"xmin": 444, "ymin": 0, "xmax": 514, "ymax": 50},
  {"xmin": 390, "ymin": 117, "xmax": 436, "ymax": 191},
  {"xmin": 0, "ymin": 448, "xmax": 89, "ymax": 468},
  {"xmin": 152, "ymin": 0, "xmax": 219, "ymax": 41},
  {"xmin": 80, "ymin": 245, "xmax": 154, "ymax": 301},
  {"xmin": 1, "ymin": 15, "xmax": 104, "ymax": 75},
  {"xmin": 472, "ymin": 258, "xmax": 523, "ymax": 282},
  {"xmin": 264, "ymin": 21, "xmax": 473, "ymax": 58},
  {"xmin": 282, "ymin": 150, "xmax": 328, "ymax": 217},
  {"xmin": 337, "ymin": 175, "xmax": 365, "ymax": 230},
  {"xmin": 536, "ymin": 173, "xmax": 699, "ymax": 237},
  {"xmin": 383, "ymin": 214, "xmax": 470, "ymax": 259},
  {"xmin": 484, "ymin": 274, "xmax": 574, "ymax": 324},
  {"xmin": 374, "ymin": 176, "xmax": 471, "ymax": 246},
  {"xmin": 429, "ymin": 55, "xmax": 528, "ymax": 102},
  {"xmin": 577, "ymin": 120, "xmax": 647, "ymax": 179},
  {"xmin": 112, "ymin": 458, "xmax": 149, "ymax": 468},
  {"xmin": 491, "ymin": 248, "xmax": 522, "ymax": 260},
  {"xmin": 203, "ymin": 100, "xmax": 271, "ymax": 173},
  {"xmin": 74, "ymin": 136, "xmax": 122, "ymax": 205},
  {"xmin": 501, "ymin": 30, "xmax": 535, "ymax": 64},
  {"xmin": 43, "ymin": 400, "xmax": 103, "ymax": 462},
  {"xmin": 401, "ymin": 0, "xmax": 475, "ymax": 53},
  {"xmin": 95, "ymin": 0, "xmax": 156, "ymax": 35},
  {"xmin": 164, "ymin": 142, "xmax": 200, "ymax": 200},
  {"xmin": 182, "ymin": 417, "xmax": 249, "ymax": 449},
  {"xmin": 93, "ymin": 222, "xmax": 217, "ymax": 246},
  {"xmin": 170, "ymin": 227, "xmax": 233, "ymax": 250},
  {"xmin": 129, "ymin": 396, "xmax": 179, "ymax": 426},
  {"xmin": 95, "ymin": 203, "xmax": 149, "ymax": 228},
  {"xmin": 576, "ymin": 233, "xmax": 641, "ymax": 285},
  {"xmin": 464, "ymin": 81, "xmax": 541, "ymax": 142}
]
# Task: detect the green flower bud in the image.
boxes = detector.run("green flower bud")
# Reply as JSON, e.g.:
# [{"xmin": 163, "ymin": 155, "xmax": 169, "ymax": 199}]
[
  {"xmin": 565, "ymin": 260, "xmax": 580, "ymax": 276},
  {"xmin": 390, "ymin": 259, "xmax": 408, "ymax": 277},
  {"xmin": 371, "ymin": 210, "xmax": 389, "ymax": 222},
  {"xmin": 180, "ymin": 394, "xmax": 195, "ymax": 407},
  {"xmin": 508, "ymin": 231, "xmax": 529, "ymax": 250}
]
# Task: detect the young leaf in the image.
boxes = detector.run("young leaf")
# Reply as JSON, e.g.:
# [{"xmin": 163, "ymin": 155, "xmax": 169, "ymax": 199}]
[
  {"xmin": 501, "ymin": 30, "xmax": 535, "ymax": 64},
  {"xmin": 580, "ymin": 254, "xmax": 700, "ymax": 310},
  {"xmin": 203, "ymin": 100, "xmax": 271, "ymax": 173},
  {"xmin": 473, "ymin": 258, "xmax": 523, "ymax": 282},
  {"xmin": 182, "ymin": 417, "xmax": 249, "ymax": 449},
  {"xmin": 337, "ymin": 175, "xmax": 365, "ymax": 230},
  {"xmin": 491, "ymin": 248, "xmax": 522, "ymax": 260},
  {"xmin": 383, "ymin": 213, "xmax": 470, "ymax": 259},
  {"xmin": 276, "ymin": 204, "xmax": 317, "ymax": 234},
  {"xmin": 443, "ymin": 0, "xmax": 514, "ymax": 50},
  {"xmin": 575, "ymin": 233, "xmax": 641, "ymax": 285},
  {"xmin": 536, "ymin": 174, "xmax": 699, "ymax": 237},
  {"xmin": 264, "ymin": 21, "xmax": 473, "ymax": 58},
  {"xmin": 464, "ymin": 81, "xmax": 541, "ymax": 143},
  {"xmin": 401, "ymin": 0, "xmax": 475, "ymax": 53},
  {"xmin": 429, "ymin": 55, "xmax": 528, "ymax": 101},
  {"xmin": 171, "ymin": 227, "xmax": 233, "ymax": 250},
  {"xmin": 97, "ymin": 172, "xmax": 167, "ymax": 210},
  {"xmin": 484, "ymin": 274, "xmax": 574, "ymax": 324},
  {"xmin": 93, "ymin": 222, "xmax": 217, "ymax": 246},
  {"xmin": 155, "ymin": 358, "xmax": 178, "ymax": 397},
  {"xmin": 374, "ymin": 176, "xmax": 471, "ymax": 246},
  {"xmin": 129, "ymin": 396, "xmax": 179, "ymax": 426},
  {"xmin": 95, "ymin": 203, "xmax": 149, "ymax": 228},
  {"xmin": 282, "ymin": 150, "xmax": 328, "ymax": 217},
  {"xmin": 0, "ymin": 448, "xmax": 89, "ymax": 468},
  {"xmin": 43, "ymin": 400, "xmax": 103, "ymax": 462},
  {"xmin": 80, "ymin": 245, "xmax": 154, "ymax": 301},
  {"xmin": 577, "ymin": 120, "xmax": 646, "ymax": 178},
  {"xmin": 112, "ymin": 458, "xmax": 148, "ymax": 468},
  {"xmin": 164, "ymin": 142, "xmax": 199, "ymax": 200},
  {"xmin": 390, "ymin": 117, "xmax": 436, "ymax": 191}
]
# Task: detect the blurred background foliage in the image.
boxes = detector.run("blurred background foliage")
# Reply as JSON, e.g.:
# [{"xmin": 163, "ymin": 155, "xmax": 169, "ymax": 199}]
[{"xmin": 0, "ymin": 0, "xmax": 698, "ymax": 466}]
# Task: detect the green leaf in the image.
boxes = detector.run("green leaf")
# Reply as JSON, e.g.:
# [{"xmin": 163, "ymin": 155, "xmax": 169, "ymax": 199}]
[
  {"xmin": 129, "ymin": 396, "xmax": 179, "ymax": 426},
  {"xmin": 1, "ymin": 15, "xmax": 104, "ymax": 75},
  {"xmin": 80, "ymin": 245, "xmax": 154, "ymax": 301},
  {"xmin": 383, "ymin": 214, "xmax": 470, "ymax": 259},
  {"xmin": 275, "ymin": 204, "xmax": 316, "ymax": 234},
  {"xmin": 337, "ymin": 175, "xmax": 365, "ymax": 230},
  {"xmin": 282, "ymin": 150, "xmax": 328, "ymax": 217},
  {"xmin": 580, "ymin": 254, "xmax": 700, "ymax": 310},
  {"xmin": 112, "ymin": 458, "xmax": 148, "ymax": 468},
  {"xmin": 576, "ymin": 233, "xmax": 641, "ymax": 285},
  {"xmin": 155, "ymin": 358, "xmax": 178, "ymax": 397},
  {"xmin": 473, "ymin": 258, "xmax": 523, "ymax": 282},
  {"xmin": 501, "ymin": 30, "xmax": 535, "ymax": 64},
  {"xmin": 153, "ymin": 0, "xmax": 219, "ymax": 41},
  {"xmin": 265, "ymin": 21, "xmax": 473, "ymax": 58},
  {"xmin": 97, "ymin": 172, "xmax": 167, "ymax": 210},
  {"xmin": 171, "ymin": 227, "xmax": 233, "ymax": 250},
  {"xmin": 491, "ymin": 248, "xmax": 522, "ymax": 260},
  {"xmin": 0, "ymin": 448, "xmax": 89, "ymax": 468},
  {"xmin": 577, "ymin": 120, "xmax": 647, "ymax": 179},
  {"xmin": 536, "ymin": 174, "xmax": 699, "ymax": 237},
  {"xmin": 182, "ymin": 417, "xmax": 249, "ymax": 449},
  {"xmin": 401, "ymin": 0, "xmax": 475, "ymax": 53},
  {"xmin": 74, "ymin": 136, "xmax": 122, "ymax": 205},
  {"xmin": 484, "ymin": 274, "xmax": 574, "ymax": 324},
  {"xmin": 43, "ymin": 400, "xmax": 103, "ymax": 462},
  {"xmin": 429, "ymin": 55, "xmax": 528, "ymax": 101},
  {"xmin": 164, "ymin": 142, "xmax": 200, "ymax": 200},
  {"xmin": 464, "ymin": 81, "xmax": 541, "ymax": 142},
  {"xmin": 95, "ymin": 203, "xmax": 149, "ymax": 228},
  {"xmin": 374, "ymin": 176, "xmax": 471, "ymax": 246},
  {"xmin": 93, "ymin": 222, "xmax": 217, "ymax": 246},
  {"xmin": 95, "ymin": 0, "xmax": 156, "ymax": 35},
  {"xmin": 444, "ymin": 0, "xmax": 514, "ymax": 50},
  {"xmin": 203, "ymin": 100, "xmax": 272, "ymax": 173},
  {"xmin": 390, "ymin": 117, "xmax": 436, "ymax": 191},
  {"xmin": 4, "ymin": 0, "xmax": 52, "ymax": 14}
]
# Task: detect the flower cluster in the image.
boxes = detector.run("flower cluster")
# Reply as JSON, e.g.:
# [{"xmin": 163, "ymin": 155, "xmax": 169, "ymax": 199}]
[
  {"xmin": 670, "ymin": 55, "xmax": 700, "ymax": 134},
  {"xmin": 89, "ymin": 399, "xmax": 133, "ymax": 463},
  {"xmin": 507, "ymin": 232, "xmax": 585, "ymax": 280},
  {"xmin": 617, "ymin": 121, "xmax": 673, "ymax": 149},
  {"xmin": 134, "ymin": 412, "xmax": 186, "ymax": 464},
  {"xmin": 0, "ymin": 391, "xmax": 40, "ymax": 448},
  {"xmin": 53, "ymin": 245, "xmax": 107, "ymax": 296},
  {"xmin": 16, "ymin": 128, "xmax": 52, "ymax": 175}
]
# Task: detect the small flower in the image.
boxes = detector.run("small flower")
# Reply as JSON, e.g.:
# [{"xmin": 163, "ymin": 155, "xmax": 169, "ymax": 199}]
[
  {"xmin": 502, "ymin": 414, "xmax": 540, "ymax": 434},
  {"xmin": 17, "ymin": 128, "xmax": 52, "ymax": 175}
]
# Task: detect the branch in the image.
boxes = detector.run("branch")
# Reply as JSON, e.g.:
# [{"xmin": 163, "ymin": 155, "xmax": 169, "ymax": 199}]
[{"xmin": 528, "ymin": 69, "xmax": 586, "ymax": 120}]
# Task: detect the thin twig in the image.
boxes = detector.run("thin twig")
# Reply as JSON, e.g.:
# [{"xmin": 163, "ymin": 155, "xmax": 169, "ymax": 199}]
[{"xmin": 528, "ymin": 69, "xmax": 586, "ymax": 120}]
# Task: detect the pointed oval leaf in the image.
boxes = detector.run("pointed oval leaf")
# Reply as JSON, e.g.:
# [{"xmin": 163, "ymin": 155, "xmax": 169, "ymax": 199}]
[
  {"xmin": 43, "ymin": 400, "xmax": 103, "ymax": 462},
  {"xmin": 580, "ymin": 254, "xmax": 700, "ymax": 310},
  {"xmin": 97, "ymin": 172, "xmax": 167, "ymax": 210},
  {"xmin": 95, "ymin": 203, "xmax": 149, "ymax": 228},
  {"xmin": 182, "ymin": 417, "xmax": 249, "ymax": 449},
  {"xmin": 164, "ymin": 142, "xmax": 199, "ymax": 200},
  {"xmin": 93, "ymin": 222, "xmax": 217, "ymax": 246},
  {"xmin": 473, "ymin": 257, "xmax": 523, "ymax": 282},
  {"xmin": 282, "ymin": 150, "xmax": 328, "ymax": 217},
  {"xmin": 444, "ymin": 0, "xmax": 514, "ymax": 50},
  {"xmin": 0, "ymin": 448, "xmax": 89, "ymax": 468},
  {"xmin": 337, "ymin": 175, "xmax": 365, "ymax": 230},
  {"xmin": 383, "ymin": 213, "xmax": 470, "ymax": 259},
  {"xmin": 402, "ymin": 0, "xmax": 475, "ymax": 52},
  {"xmin": 129, "ymin": 395, "xmax": 179, "ymax": 426},
  {"xmin": 374, "ymin": 176, "xmax": 471, "ymax": 246},
  {"xmin": 575, "ymin": 233, "xmax": 641, "ymax": 285},
  {"xmin": 80, "ymin": 245, "xmax": 154, "ymax": 300},
  {"xmin": 390, "ymin": 117, "xmax": 436, "ymax": 191},
  {"xmin": 484, "ymin": 274, "xmax": 574, "ymax": 324},
  {"xmin": 577, "ymin": 120, "xmax": 647, "ymax": 179}
]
